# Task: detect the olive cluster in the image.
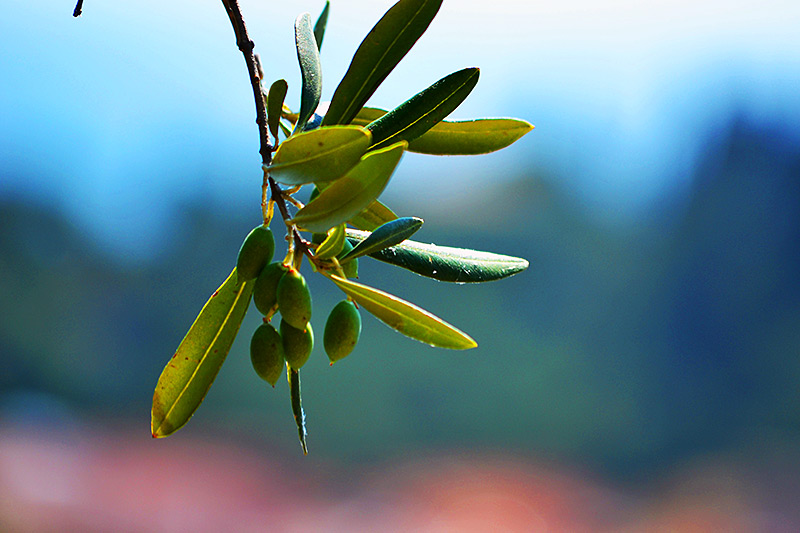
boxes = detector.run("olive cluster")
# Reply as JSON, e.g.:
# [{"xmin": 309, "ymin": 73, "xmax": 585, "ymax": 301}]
[{"xmin": 236, "ymin": 225, "xmax": 362, "ymax": 387}]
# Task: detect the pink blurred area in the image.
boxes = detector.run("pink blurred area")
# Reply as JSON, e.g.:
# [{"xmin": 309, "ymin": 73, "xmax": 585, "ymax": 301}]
[{"xmin": 2, "ymin": 422, "xmax": 798, "ymax": 532}]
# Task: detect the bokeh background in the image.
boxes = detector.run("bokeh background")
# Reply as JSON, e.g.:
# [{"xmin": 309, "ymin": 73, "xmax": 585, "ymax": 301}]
[{"xmin": 2, "ymin": 0, "xmax": 800, "ymax": 530}]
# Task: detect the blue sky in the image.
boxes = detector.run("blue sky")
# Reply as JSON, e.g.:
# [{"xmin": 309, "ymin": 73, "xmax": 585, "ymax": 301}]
[{"xmin": 2, "ymin": 1, "xmax": 799, "ymax": 258}]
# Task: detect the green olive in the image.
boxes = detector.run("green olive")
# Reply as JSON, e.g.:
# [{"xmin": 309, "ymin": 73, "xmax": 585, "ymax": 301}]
[
  {"xmin": 281, "ymin": 319, "xmax": 314, "ymax": 369},
  {"xmin": 250, "ymin": 323, "xmax": 284, "ymax": 386},
  {"xmin": 276, "ymin": 267, "xmax": 312, "ymax": 329},
  {"xmin": 253, "ymin": 262, "xmax": 289, "ymax": 315},
  {"xmin": 324, "ymin": 300, "xmax": 361, "ymax": 363},
  {"xmin": 236, "ymin": 225, "xmax": 275, "ymax": 281}
]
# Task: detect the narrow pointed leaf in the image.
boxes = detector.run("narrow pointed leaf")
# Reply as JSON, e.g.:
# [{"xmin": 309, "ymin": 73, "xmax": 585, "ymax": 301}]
[
  {"xmin": 288, "ymin": 365, "xmax": 308, "ymax": 454},
  {"xmin": 290, "ymin": 141, "xmax": 406, "ymax": 233},
  {"xmin": 313, "ymin": 1, "xmax": 330, "ymax": 51},
  {"xmin": 315, "ymin": 223, "xmax": 346, "ymax": 259},
  {"xmin": 408, "ymin": 118, "xmax": 534, "ymax": 155},
  {"xmin": 322, "ymin": 0, "xmax": 443, "ymax": 126},
  {"xmin": 267, "ymin": 126, "xmax": 372, "ymax": 185},
  {"xmin": 352, "ymin": 108, "xmax": 534, "ymax": 155},
  {"xmin": 293, "ymin": 13, "xmax": 323, "ymax": 134},
  {"xmin": 267, "ymin": 79, "xmax": 289, "ymax": 141},
  {"xmin": 328, "ymin": 275, "xmax": 476, "ymax": 349},
  {"xmin": 349, "ymin": 200, "xmax": 398, "ymax": 231},
  {"xmin": 347, "ymin": 229, "xmax": 529, "ymax": 282},
  {"xmin": 151, "ymin": 269, "xmax": 254, "ymax": 438},
  {"xmin": 340, "ymin": 216, "xmax": 423, "ymax": 262},
  {"xmin": 367, "ymin": 67, "xmax": 480, "ymax": 150}
]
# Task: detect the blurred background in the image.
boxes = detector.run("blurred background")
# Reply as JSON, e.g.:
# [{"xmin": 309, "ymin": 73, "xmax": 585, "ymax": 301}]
[{"xmin": 2, "ymin": 0, "xmax": 799, "ymax": 530}]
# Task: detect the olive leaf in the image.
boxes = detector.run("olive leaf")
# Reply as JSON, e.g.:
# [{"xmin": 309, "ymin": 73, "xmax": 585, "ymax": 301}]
[
  {"xmin": 268, "ymin": 126, "xmax": 372, "ymax": 185},
  {"xmin": 366, "ymin": 67, "xmax": 480, "ymax": 150},
  {"xmin": 352, "ymin": 107, "xmax": 534, "ymax": 155},
  {"xmin": 288, "ymin": 365, "xmax": 308, "ymax": 454},
  {"xmin": 322, "ymin": 0, "xmax": 442, "ymax": 126},
  {"xmin": 347, "ymin": 229, "xmax": 529, "ymax": 282},
  {"xmin": 293, "ymin": 13, "xmax": 323, "ymax": 134},
  {"xmin": 267, "ymin": 79, "xmax": 289, "ymax": 141},
  {"xmin": 290, "ymin": 141, "xmax": 407, "ymax": 233},
  {"xmin": 340, "ymin": 216, "xmax": 423, "ymax": 262},
  {"xmin": 313, "ymin": 1, "xmax": 330, "ymax": 51},
  {"xmin": 151, "ymin": 269, "xmax": 254, "ymax": 438},
  {"xmin": 349, "ymin": 200, "xmax": 398, "ymax": 231},
  {"xmin": 315, "ymin": 223, "xmax": 346, "ymax": 259},
  {"xmin": 327, "ymin": 274, "xmax": 477, "ymax": 349}
]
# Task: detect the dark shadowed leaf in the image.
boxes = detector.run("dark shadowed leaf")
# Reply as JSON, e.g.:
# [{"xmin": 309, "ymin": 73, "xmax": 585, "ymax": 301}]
[
  {"xmin": 366, "ymin": 67, "xmax": 480, "ymax": 150},
  {"xmin": 268, "ymin": 126, "xmax": 371, "ymax": 185},
  {"xmin": 151, "ymin": 269, "xmax": 254, "ymax": 438},
  {"xmin": 294, "ymin": 13, "xmax": 323, "ymax": 134},
  {"xmin": 347, "ymin": 230, "xmax": 529, "ymax": 282},
  {"xmin": 290, "ymin": 141, "xmax": 406, "ymax": 233},
  {"xmin": 288, "ymin": 365, "xmax": 308, "ymax": 454},
  {"xmin": 313, "ymin": 1, "xmax": 330, "ymax": 51},
  {"xmin": 328, "ymin": 274, "xmax": 476, "ymax": 349},
  {"xmin": 267, "ymin": 79, "xmax": 288, "ymax": 141},
  {"xmin": 340, "ymin": 217, "xmax": 423, "ymax": 262},
  {"xmin": 322, "ymin": 0, "xmax": 443, "ymax": 126}
]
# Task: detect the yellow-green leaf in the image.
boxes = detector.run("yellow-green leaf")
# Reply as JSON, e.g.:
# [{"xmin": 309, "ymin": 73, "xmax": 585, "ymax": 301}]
[
  {"xmin": 352, "ymin": 108, "xmax": 534, "ymax": 155},
  {"xmin": 151, "ymin": 269, "xmax": 254, "ymax": 438},
  {"xmin": 315, "ymin": 223, "xmax": 346, "ymax": 259},
  {"xmin": 267, "ymin": 126, "xmax": 372, "ymax": 185},
  {"xmin": 349, "ymin": 200, "xmax": 398, "ymax": 231},
  {"xmin": 290, "ymin": 141, "xmax": 406, "ymax": 233},
  {"xmin": 328, "ymin": 274, "xmax": 476, "ymax": 349}
]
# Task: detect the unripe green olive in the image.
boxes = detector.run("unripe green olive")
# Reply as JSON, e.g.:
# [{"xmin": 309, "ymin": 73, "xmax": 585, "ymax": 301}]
[
  {"xmin": 280, "ymin": 319, "xmax": 314, "ymax": 369},
  {"xmin": 324, "ymin": 300, "xmax": 361, "ymax": 363},
  {"xmin": 253, "ymin": 262, "xmax": 289, "ymax": 315},
  {"xmin": 250, "ymin": 323, "xmax": 284, "ymax": 386},
  {"xmin": 236, "ymin": 225, "xmax": 275, "ymax": 281},
  {"xmin": 338, "ymin": 240, "xmax": 359, "ymax": 279},
  {"xmin": 276, "ymin": 268, "xmax": 312, "ymax": 330}
]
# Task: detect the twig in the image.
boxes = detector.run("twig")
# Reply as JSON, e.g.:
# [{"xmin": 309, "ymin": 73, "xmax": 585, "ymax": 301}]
[
  {"xmin": 73, "ymin": 0, "xmax": 84, "ymax": 17},
  {"xmin": 220, "ymin": 0, "xmax": 302, "ymax": 236}
]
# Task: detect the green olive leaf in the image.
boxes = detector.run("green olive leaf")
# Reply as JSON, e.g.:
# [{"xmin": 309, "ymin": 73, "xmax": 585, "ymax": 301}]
[
  {"xmin": 321, "ymin": 0, "xmax": 443, "ymax": 126},
  {"xmin": 267, "ymin": 126, "xmax": 372, "ymax": 185},
  {"xmin": 293, "ymin": 13, "xmax": 323, "ymax": 135},
  {"xmin": 327, "ymin": 274, "xmax": 476, "ymax": 349},
  {"xmin": 151, "ymin": 269, "xmax": 254, "ymax": 438},
  {"xmin": 346, "ymin": 229, "xmax": 529, "ymax": 282},
  {"xmin": 313, "ymin": 1, "xmax": 330, "ymax": 51},
  {"xmin": 288, "ymin": 365, "xmax": 308, "ymax": 454},
  {"xmin": 366, "ymin": 67, "xmax": 480, "ymax": 150},
  {"xmin": 340, "ymin": 216, "xmax": 423, "ymax": 262},
  {"xmin": 290, "ymin": 141, "xmax": 406, "ymax": 233},
  {"xmin": 408, "ymin": 118, "xmax": 534, "ymax": 155},
  {"xmin": 315, "ymin": 223, "xmax": 346, "ymax": 259},
  {"xmin": 351, "ymin": 107, "xmax": 534, "ymax": 155},
  {"xmin": 267, "ymin": 79, "xmax": 289, "ymax": 141}
]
